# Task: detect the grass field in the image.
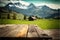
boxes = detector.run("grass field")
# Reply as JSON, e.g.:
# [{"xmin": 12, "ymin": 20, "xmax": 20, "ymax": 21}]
[{"xmin": 0, "ymin": 19, "xmax": 59, "ymax": 29}]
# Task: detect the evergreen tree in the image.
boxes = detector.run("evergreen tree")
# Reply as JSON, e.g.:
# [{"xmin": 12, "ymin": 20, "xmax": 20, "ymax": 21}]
[
  {"xmin": 7, "ymin": 14, "xmax": 10, "ymax": 19},
  {"xmin": 24, "ymin": 15, "xmax": 26, "ymax": 20},
  {"xmin": 13, "ymin": 13, "xmax": 16, "ymax": 19}
]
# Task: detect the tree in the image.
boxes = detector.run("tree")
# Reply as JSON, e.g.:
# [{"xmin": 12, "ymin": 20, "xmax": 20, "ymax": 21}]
[
  {"xmin": 13, "ymin": 13, "xmax": 16, "ymax": 19},
  {"xmin": 0, "ymin": 14, "xmax": 1, "ymax": 19},
  {"xmin": 7, "ymin": 14, "xmax": 10, "ymax": 19},
  {"xmin": 24, "ymin": 15, "xmax": 26, "ymax": 20}
]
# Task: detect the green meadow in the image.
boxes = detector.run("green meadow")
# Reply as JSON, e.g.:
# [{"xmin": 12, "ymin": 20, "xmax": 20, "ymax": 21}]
[{"xmin": 0, "ymin": 19, "xmax": 59, "ymax": 29}]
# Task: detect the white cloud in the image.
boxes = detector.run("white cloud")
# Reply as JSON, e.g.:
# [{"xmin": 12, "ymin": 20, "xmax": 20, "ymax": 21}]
[
  {"xmin": 19, "ymin": 1, "xmax": 30, "ymax": 6},
  {"xmin": 33, "ymin": 3, "xmax": 60, "ymax": 9},
  {"xmin": 7, "ymin": 0, "xmax": 29, "ymax": 5},
  {"xmin": 46, "ymin": 4, "xmax": 60, "ymax": 9}
]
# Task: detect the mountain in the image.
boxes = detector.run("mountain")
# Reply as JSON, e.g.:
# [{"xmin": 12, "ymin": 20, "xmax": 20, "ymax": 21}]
[
  {"xmin": 5, "ymin": 3, "xmax": 36, "ymax": 16},
  {"xmin": 28, "ymin": 3, "xmax": 36, "ymax": 8},
  {"xmin": 4, "ymin": 2, "xmax": 60, "ymax": 18},
  {"xmin": 34, "ymin": 5, "xmax": 57, "ymax": 18},
  {"xmin": 26, "ymin": 3, "xmax": 37, "ymax": 15},
  {"xmin": 14, "ymin": 2, "xmax": 22, "ymax": 5}
]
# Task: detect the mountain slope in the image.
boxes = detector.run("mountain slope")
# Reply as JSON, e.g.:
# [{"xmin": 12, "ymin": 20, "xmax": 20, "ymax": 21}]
[{"xmin": 4, "ymin": 2, "xmax": 59, "ymax": 18}]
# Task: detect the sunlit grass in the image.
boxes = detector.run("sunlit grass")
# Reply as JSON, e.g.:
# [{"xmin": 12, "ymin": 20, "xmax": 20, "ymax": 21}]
[{"xmin": 0, "ymin": 19, "xmax": 59, "ymax": 29}]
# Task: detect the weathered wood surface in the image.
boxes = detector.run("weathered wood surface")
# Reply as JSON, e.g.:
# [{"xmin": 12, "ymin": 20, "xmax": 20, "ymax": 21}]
[
  {"xmin": 0, "ymin": 24, "xmax": 59, "ymax": 40},
  {"xmin": 0, "ymin": 24, "xmax": 46, "ymax": 37},
  {"xmin": 44, "ymin": 29, "xmax": 60, "ymax": 40},
  {"xmin": 0, "ymin": 24, "xmax": 28, "ymax": 37}
]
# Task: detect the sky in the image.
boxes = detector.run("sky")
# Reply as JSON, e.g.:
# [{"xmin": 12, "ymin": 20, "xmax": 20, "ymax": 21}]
[
  {"xmin": 22, "ymin": 0, "xmax": 60, "ymax": 4},
  {"xmin": 22, "ymin": 0, "xmax": 60, "ymax": 9},
  {"xmin": 0, "ymin": 0, "xmax": 60, "ymax": 9}
]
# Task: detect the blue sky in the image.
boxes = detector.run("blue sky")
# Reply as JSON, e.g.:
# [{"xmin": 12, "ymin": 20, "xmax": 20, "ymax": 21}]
[{"xmin": 22, "ymin": 0, "xmax": 60, "ymax": 4}]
